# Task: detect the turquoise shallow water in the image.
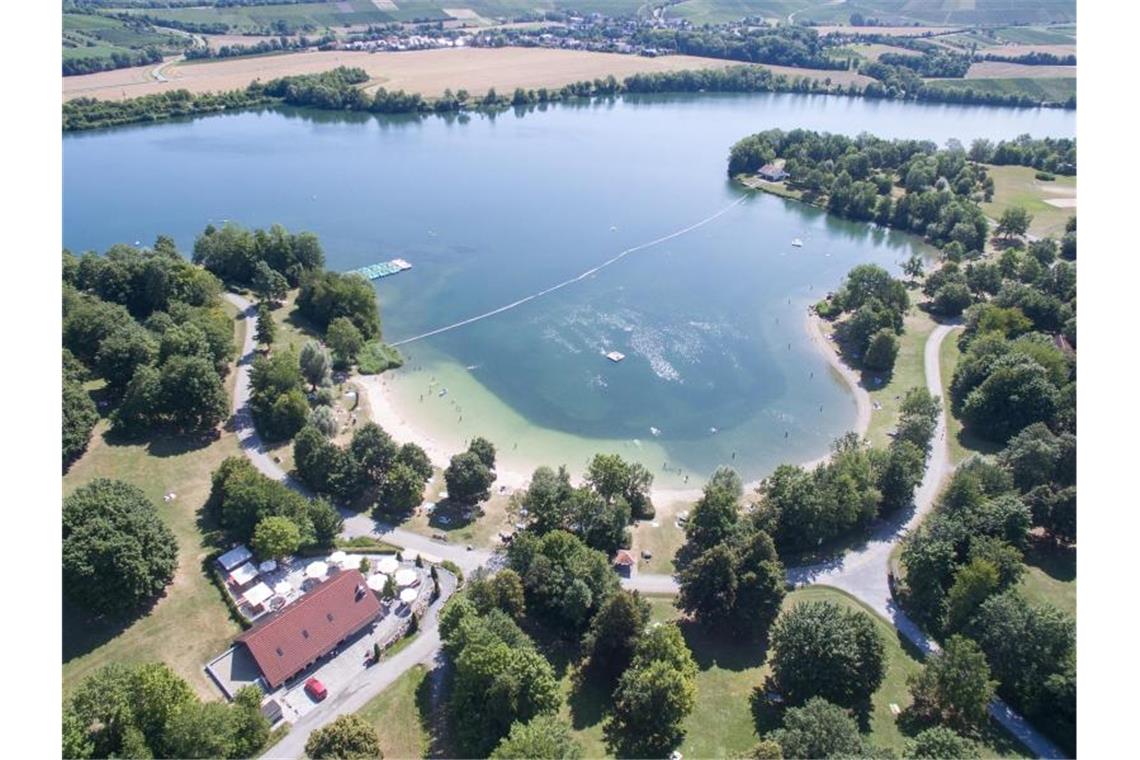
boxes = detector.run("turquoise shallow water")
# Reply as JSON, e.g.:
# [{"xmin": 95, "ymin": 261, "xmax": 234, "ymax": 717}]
[{"xmin": 63, "ymin": 93, "xmax": 1074, "ymax": 483}]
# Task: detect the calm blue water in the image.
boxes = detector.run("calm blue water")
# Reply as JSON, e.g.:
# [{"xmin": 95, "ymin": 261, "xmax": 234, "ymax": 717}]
[{"xmin": 63, "ymin": 93, "xmax": 1074, "ymax": 481}]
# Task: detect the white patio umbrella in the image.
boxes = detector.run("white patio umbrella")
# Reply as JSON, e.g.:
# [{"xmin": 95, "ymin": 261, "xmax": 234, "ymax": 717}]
[
  {"xmin": 376, "ymin": 555, "xmax": 399, "ymax": 574},
  {"xmin": 305, "ymin": 561, "xmax": 329, "ymax": 579},
  {"xmin": 394, "ymin": 568, "xmax": 417, "ymax": 587},
  {"xmin": 328, "ymin": 550, "xmax": 348, "ymax": 566},
  {"xmin": 399, "ymin": 588, "xmax": 418, "ymax": 604},
  {"xmin": 259, "ymin": 560, "xmax": 278, "ymax": 573},
  {"xmin": 366, "ymin": 573, "xmax": 388, "ymax": 591},
  {"xmin": 273, "ymin": 580, "xmax": 292, "ymax": 595}
]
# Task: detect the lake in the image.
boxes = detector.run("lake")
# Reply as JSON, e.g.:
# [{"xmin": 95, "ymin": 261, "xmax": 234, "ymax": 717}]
[{"xmin": 63, "ymin": 92, "xmax": 1075, "ymax": 486}]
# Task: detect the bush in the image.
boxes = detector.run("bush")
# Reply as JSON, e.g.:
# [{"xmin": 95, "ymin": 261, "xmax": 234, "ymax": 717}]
[
  {"xmin": 357, "ymin": 341, "xmax": 404, "ymax": 375},
  {"xmin": 863, "ymin": 328, "xmax": 899, "ymax": 372},
  {"xmin": 1034, "ymin": 171, "xmax": 1055, "ymax": 181}
]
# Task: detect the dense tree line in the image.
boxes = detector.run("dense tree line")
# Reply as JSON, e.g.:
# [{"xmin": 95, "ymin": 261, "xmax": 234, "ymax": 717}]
[
  {"xmin": 982, "ymin": 51, "xmax": 1076, "ymax": 66},
  {"xmin": 728, "ymin": 128, "xmax": 991, "ymax": 250},
  {"xmin": 635, "ymin": 25, "xmax": 848, "ymax": 70},
  {"xmin": 293, "ymin": 420, "xmax": 433, "ymax": 508},
  {"xmin": 878, "ymin": 50, "xmax": 972, "ymax": 78},
  {"xmin": 63, "ymin": 88, "xmax": 276, "ymax": 131},
  {"xmin": 63, "ymin": 662, "xmax": 269, "ymax": 759},
  {"xmin": 193, "ymin": 222, "xmax": 324, "ymax": 290},
  {"xmin": 753, "ymin": 410, "xmax": 936, "ymax": 555},
  {"xmin": 966, "ymin": 134, "xmax": 1076, "ymax": 174},
  {"xmin": 63, "ymin": 351, "xmax": 99, "ymax": 469},
  {"xmin": 675, "ymin": 468, "xmax": 787, "ymax": 637},
  {"xmin": 515, "ymin": 452, "xmax": 653, "ymax": 555},
  {"xmin": 296, "ymin": 268, "xmax": 382, "ymax": 340},
  {"xmin": 817, "ymin": 264, "xmax": 910, "ymax": 373},
  {"xmin": 185, "ymin": 33, "xmax": 333, "ymax": 60},
  {"xmin": 62, "ymin": 241, "xmax": 235, "ymax": 442},
  {"xmin": 507, "ymin": 529, "xmax": 619, "ymax": 633},
  {"xmin": 63, "ymin": 479, "xmax": 178, "ymax": 617},
  {"xmin": 304, "ymin": 714, "xmax": 382, "ymax": 759},
  {"xmin": 64, "ymin": 46, "xmax": 163, "ymax": 76},
  {"xmin": 208, "ymin": 455, "xmax": 343, "ymax": 549},
  {"xmin": 899, "ymin": 459, "xmax": 1075, "ymax": 751}
]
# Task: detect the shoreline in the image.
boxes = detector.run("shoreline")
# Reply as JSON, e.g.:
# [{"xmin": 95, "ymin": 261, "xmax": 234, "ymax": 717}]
[{"xmin": 356, "ymin": 308, "xmax": 872, "ymax": 507}]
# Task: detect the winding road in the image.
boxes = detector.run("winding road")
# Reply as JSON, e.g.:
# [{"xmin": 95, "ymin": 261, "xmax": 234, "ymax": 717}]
[{"xmin": 224, "ymin": 294, "xmax": 1063, "ymax": 759}]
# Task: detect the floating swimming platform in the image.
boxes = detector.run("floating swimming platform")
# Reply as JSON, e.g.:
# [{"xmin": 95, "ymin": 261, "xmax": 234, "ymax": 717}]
[
  {"xmin": 349, "ymin": 258, "xmax": 412, "ymax": 280},
  {"xmin": 605, "ymin": 351, "xmax": 626, "ymax": 363}
]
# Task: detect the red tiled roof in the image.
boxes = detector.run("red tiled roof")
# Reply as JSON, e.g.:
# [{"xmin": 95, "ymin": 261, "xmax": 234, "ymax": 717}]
[
  {"xmin": 614, "ymin": 550, "xmax": 636, "ymax": 566},
  {"xmin": 236, "ymin": 569, "xmax": 381, "ymax": 689}
]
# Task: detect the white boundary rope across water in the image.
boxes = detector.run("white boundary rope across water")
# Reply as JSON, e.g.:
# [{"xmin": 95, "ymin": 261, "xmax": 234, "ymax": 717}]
[{"xmin": 391, "ymin": 195, "xmax": 748, "ymax": 347}]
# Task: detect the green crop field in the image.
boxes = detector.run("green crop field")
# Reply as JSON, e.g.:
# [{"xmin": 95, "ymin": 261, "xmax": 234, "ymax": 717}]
[
  {"xmin": 923, "ymin": 76, "xmax": 1076, "ymax": 104},
  {"xmin": 63, "ymin": 13, "xmax": 187, "ymax": 65}
]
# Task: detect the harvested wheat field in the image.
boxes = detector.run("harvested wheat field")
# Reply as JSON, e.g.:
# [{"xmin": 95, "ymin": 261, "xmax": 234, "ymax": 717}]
[
  {"xmin": 63, "ymin": 47, "xmax": 871, "ymax": 103},
  {"xmin": 983, "ymin": 43, "xmax": 1076, "ymax": 57},
  {"xmin": 965, "ymin": 60, "xmax": 1076, "ymax": 79}
]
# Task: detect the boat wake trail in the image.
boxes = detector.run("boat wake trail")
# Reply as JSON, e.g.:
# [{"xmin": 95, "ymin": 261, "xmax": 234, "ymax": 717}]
[{"xmin": 391, "ymin": 196, "xmax": 748, "ymax": 347}]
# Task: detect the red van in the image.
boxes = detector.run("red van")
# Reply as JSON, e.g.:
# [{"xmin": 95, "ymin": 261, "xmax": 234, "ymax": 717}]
[{"xmin": 304, "ymin": 677, "xmax": 328, "ymax": 701}]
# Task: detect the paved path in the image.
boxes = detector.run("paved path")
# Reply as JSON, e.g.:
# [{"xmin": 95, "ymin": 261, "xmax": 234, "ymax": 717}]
[{"xmin": 226, "ymin": 295, "xmax": 1063, "ymax": 758}]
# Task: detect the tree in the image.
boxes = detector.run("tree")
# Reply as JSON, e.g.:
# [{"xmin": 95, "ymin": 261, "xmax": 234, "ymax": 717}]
[
  {"xmin": 299, "ymin": 340, "xmax": 332, "ymax": 389},
  {"xmin": 684, "ymin": 471, "xmax": 741, "ymax": 557},
  {"xmin": 768, "ymin": 601, "xmax": 886, "ymax": 707},
  {"xmin": 63, "ymin": 479, "xmax": 178, "ymax": 615},
  {"xmin": 586, "ymin": 453, "xmax": 655, "ymax": 519},
  {"xmin": 995, "ymin": 206, "xmax": 1032, "ymax": 240},
  {"xmin": 308, "ymin": 498, "xmax": 344, "ymax": 547},
  {"xmin": 863, "ymin": 327, "xmax": 899, "ymax": 372},
  {"xmin": 304, "ymin": 714, "xmax": 382, "ymax": 759},
  {"xmin": 327, "ymin": 316, "xmax": 364, "ymax": 367},
  {"xmin": 350, "ymin": 422, "xmax": 399, "ymax": 484},
  {"xmin": 255, "ymin": 302, "xmax": 276, "ymax": 348},
  {"xmin": 158, "ymin": 354, "xmax": 229, "ymax": 433},
  {"xmin": 946, "ymin": 558, "xmax": 999, "ymax": 631},
  {"xmin": 251, "ymin": 260, "xmax": 288, "ymax": 303},
  {"xmin": 63, "ymin": 379, "xmax": 99, "ymax": 470},
  {"xmin": 379, "ymin": 462, "xmax": 426, "ymax": 514},
  {"xmin": 297, "ymin": 269, "xmax": 382, "ymax": 339},
  {"xmin": 468, "ymin": 436, "xmax": 497, "ymax": 470},
  {"xmin": 581, "ymin": 590, "xmax": 651, "ymax": 682},
  {"xmin": 998, "ymin": 423, "xmax": 1067, "ymax": 492},
  {"xmin": 309, "ymin": 405, "xmax": 339, "ymax": 437},
  {"xmin": 397, "ymin": 442, "xmax": 433, "ymax": 482},
  {"xmin": 164, "ymin": 700, "xmax": 235, "ymax": 759},
  {"xmin": 960, "ymin": 354, "xmax": 1060, "ymax": 443},
  {"xmin": 468, "ymin": 568, "xmax": 527, "ymax": 618},
  {"xmin": 445, "ymin": 450, "xmax": 495, "ymax": 505},
  {"xmin": 907, "ymin": 635, "xmax": 996, "ymax": 731},
  {"xmin": 740, "ymin": 739, "xmax": 783, "ymax": 759},
  {"xmin": 906, "ymin": 727, "xmax": 980, "ymax": 758},
  {"xmin": 768, "ymin": 698, "xmax": 863, "ymax": 760},
  {"xmin": 605, "ymin": 624, "xmax": 697, "ymax": 757},
  {"xmin": 508, "ymin": 530, "xmax": 618, "ymax": 631},
  {"xmin": 95, "ymin": 323, "xmax": 158, "ymax": 391},
  {"xmin": 491, "ymin": 715, "xmax": 583, "ymax": 759},
  {"xmin": 679, "ymin": 543, "xmax": 738, "ymax": 623},
  {"xmin": 252, "ymin": 516, "xmax": 302, "ymax": 561},
  {"xmin": 902, "ymin": 253, "xmax": 925, "ymax": 281}
]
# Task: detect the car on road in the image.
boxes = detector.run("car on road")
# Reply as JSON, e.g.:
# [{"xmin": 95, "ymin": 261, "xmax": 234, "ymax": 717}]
[{"xmin": 304, "ymin": 677, "xmax": 327, "ymax": 702}]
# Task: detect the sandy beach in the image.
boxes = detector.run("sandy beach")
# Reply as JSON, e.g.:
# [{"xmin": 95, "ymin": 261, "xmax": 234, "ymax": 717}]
[{"xmin": 358, "ymin": 306, "xmax": 871, "ymax": 507}]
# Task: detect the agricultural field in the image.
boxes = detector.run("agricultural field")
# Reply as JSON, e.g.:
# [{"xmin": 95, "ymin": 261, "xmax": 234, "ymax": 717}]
[
  {"xmin": 63, "ymin": 46, "xmax": 739, "ymax": 102},
  {"xmin": 666, "ymin": 0, "xmax": 819, "ymax": 25},
  {"xmin": 63, "ymin": 13, "xmax": 189, "ymax": 71},
  {"xmin": 980, "ymin": 164, "xmax": 1077, "ymax": 239},
  {"xmin": 964, "ymin": 60, "xmax": 1076, "ymax": 79},
  {"xmin": 922, "ymin": 75, "xmax": 1075, "ymax": 105},
  {"xmin": 795, "ymin": 1, "xmax": 1074, "ymax": 26}
]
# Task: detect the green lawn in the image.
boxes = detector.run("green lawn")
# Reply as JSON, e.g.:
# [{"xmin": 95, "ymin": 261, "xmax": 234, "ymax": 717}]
[
  {"xmin": 1017, "ymin": 536, "xmax": 1076, "ymax": 616},
  {"xmin": 980, "ymin": 164, "xmax": 1077, "ymax": 240},
  {"xmin": 629, "ymin": 495, "xmax": 693, "ymax": 575},
  {"xmin": 63, "ymin": 304, "xmax": 246, "ymax": 699},
  {"xmin": 568, "ymin": 587, "xmax": 1027, "ymax": 758},
  {"xmin": 866, "ymin": 294, "xmax": 938, "ymax": 450},
  {"xmin": 355, "ymin": 664, "xmax": 432, "ymax": 759}
]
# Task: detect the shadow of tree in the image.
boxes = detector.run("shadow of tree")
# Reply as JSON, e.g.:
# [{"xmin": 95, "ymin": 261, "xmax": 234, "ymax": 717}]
[
  {"xmin": 568, "ymin": 668, "xmax": 611, "ymax": 732},
  {"xmin": 62, "ymin": 593, "xmax": 165, "ymax": 663},
  {"xmin": 676, "ymin": 618, "xmax": 769, "ymax": 673},
  {"xmin": 1024, "ymin": 533, "xmax": 1075, "ymax": 582},
  {"xmin": 416, "ymin": 659, "xmax": 455, "ymax": 759}
]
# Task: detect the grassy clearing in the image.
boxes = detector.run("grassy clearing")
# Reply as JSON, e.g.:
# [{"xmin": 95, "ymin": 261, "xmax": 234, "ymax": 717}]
[
  {"xmin": 356, "ymin": 664, "xmax": 432, "ymax": 759},
  {"xmin": 629, "ymin": 495, "xmax": 692, "ymax": 575},
  {"xmin": 1017, "ymin": 535, "xmax": 1075, "ymax": 616},
  {"xmin": 574, "ymin": 587, "xmax": 1027, "ymax": 757},
  {"xmin": 981, "ymin": 164, "xmax": 1076, "ymax": 240},
  {"xmin": 922, "ymin": 76, "xmax": 1075, "ymax": 104},
  {"xmin": 399, "ymin": 486, "xmax": 516, "ymax": 549},
  {"xmin": 866, "ymin": 294, "xmax": 938, "ymax": 450},
  {"xmin": 992, "ymin": 25, "xmax": 1077, "ymax": 45},
  {"xmin": 63, "ymin": 13, "xmax": 187, "ymax": 64}
]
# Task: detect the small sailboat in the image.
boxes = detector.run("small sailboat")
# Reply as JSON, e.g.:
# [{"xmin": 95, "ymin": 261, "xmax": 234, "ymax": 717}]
[{"xmin": 791, "ymin": 238, "xmax": 804, "ymax": 248}]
